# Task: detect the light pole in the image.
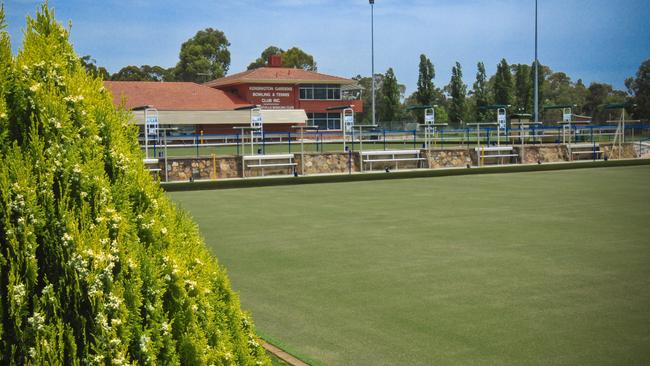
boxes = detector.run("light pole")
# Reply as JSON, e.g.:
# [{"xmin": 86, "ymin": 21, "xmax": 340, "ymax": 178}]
[
  {"xmin": 370, "ymin": 0, "xmax": 376, "ymax": 128},
  {"xmin": 534, "ymin": 0, "xmax": 539, "ymax": 124}
]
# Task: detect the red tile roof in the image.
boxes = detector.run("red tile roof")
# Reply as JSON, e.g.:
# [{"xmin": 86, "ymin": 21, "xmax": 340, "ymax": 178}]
[
  {"xmin": 104, "ymin": 81, "xmax": 252, "ymax": 111},
  {"xmin": 204, "ymin": 67, "xmax": 356, "ymax": 88}
]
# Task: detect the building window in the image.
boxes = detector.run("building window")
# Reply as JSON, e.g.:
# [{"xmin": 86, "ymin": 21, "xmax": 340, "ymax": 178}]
[
  {"xmin": 299, "ymin": 84, "xmax": 341, "ymax": 100},
  {"xmin": 307, "ymin": 112, "xmax": 341, "ymax": 130}
]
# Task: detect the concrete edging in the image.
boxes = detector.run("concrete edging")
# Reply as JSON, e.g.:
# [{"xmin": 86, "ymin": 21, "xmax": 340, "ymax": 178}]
[{"xmin": 161, "ymin": 158, "xmax": 650, "ymax": 192}]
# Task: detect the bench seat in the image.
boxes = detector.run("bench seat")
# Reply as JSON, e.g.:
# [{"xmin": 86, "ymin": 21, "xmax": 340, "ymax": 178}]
[
  {"xmin": 361, "ymin": 150, "xmax": 421, "ymax": 156},
  {"xmin": 363, "ymin": 158, "xmax": 426, "ymax": 163},
  {"xmin": 480, "ymin": 154, "xmax": 519, "ymax": 158},
  {"xmin": 247, "ymin": 163, "xmax": 297, "ymax": 168},
  {"xmin": 572, "ymin": 151, "xmax": 602, "ymax": 155},
  {"xmin": 474, "ymin": 146, "xmax": 515, "ymax": 152},
  {"xmin": 569, "ymin": 143, "xmax": 600, "ymax": 149}
]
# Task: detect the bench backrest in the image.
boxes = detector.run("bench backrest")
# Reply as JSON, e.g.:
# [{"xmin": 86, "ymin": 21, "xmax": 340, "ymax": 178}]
[
  {"xmin": 243, "ymin": 154, "xmax": 294, "ymax": 161},
  {"xmin": 361, "ymin": 150, "xmax": 420, "ymax": 156},
  {"xmin": 474, "ymin": 146, "xmax": 514, "ymax": 152}
]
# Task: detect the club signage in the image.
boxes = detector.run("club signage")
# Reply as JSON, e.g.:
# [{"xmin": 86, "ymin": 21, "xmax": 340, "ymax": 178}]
[{"xmin": 248, "ymin": 85, "xmax": 294, "ymax": 110}]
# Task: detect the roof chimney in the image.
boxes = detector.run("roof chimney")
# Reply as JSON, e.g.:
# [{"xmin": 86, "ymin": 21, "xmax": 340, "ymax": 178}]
[{"xmin": 269, "ymin": 54, "xmax": 283, "ymax": 68}]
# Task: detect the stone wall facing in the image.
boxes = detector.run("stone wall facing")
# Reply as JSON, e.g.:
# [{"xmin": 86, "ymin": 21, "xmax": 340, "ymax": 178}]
[
  {"xmin": 162, "ymin": 156, "xmax": 239, "ymax": 182},
  {"xmin": 600, "ymin": 143, "xmax": 637, "ymax": 159},
  {"xmin": 295, "ymin": 152, "xmax": 359, "ymax": 175},
  {"xmin": 514, "ymin": 144, "xmax": 569, "ymax": 164},
  {"xmin": 159, "ymin": 143, "xmax": 643, "ymax": 182},
  {"xmin": 425, "ymin": 148, "xmax": 473, "ymax": 168}
]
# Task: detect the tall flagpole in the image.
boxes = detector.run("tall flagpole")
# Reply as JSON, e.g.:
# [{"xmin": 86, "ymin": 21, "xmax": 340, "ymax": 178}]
[
  {"xmin": 534, "ymin": 0, "xmax": 539, "ymax": 123},
  {"xmin": 370, "ymin": 0, "xmax": 376, "ymax": 127}
]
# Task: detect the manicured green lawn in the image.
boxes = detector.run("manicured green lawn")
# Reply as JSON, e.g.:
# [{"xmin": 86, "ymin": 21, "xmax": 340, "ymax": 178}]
[
  {"xmin": 170, "ymin": 166, "xmax": 650, "ymax": 365},
  {"xmin": 144, "ymin": 141, "xmax": 426, "ymax": 158}
]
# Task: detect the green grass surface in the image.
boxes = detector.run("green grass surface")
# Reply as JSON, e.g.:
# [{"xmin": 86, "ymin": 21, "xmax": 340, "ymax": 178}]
[
  {"xmin": 170, "ymin": 166, "xmax": 650, "ymax": 365},
  {"xmin": 267, "ymin": 352, "xmax": 289, "ymax": 366},
  {"xmin": 145, "ymin": 131, "xmax": 646, "ymax": 158},
  {"xmin": 144, "ymin": 141, "xmax": 425, "ymax": 158}
]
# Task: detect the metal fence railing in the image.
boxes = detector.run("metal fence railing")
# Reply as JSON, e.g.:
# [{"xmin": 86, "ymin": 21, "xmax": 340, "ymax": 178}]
[{"xmin": 140, "ymin": 124, "xmax": 650, "ymax": 159}]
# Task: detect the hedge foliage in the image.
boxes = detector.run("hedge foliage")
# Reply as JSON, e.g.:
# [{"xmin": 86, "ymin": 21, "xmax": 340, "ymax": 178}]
[{"xmin": 0, "ymin": 4, "xmax": 269, "ymax": 365}]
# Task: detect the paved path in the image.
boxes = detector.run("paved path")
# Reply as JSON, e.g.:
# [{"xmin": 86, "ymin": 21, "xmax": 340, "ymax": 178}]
[{"xmin": 263, "ymin": 341, "xmax": 310, "ymax": 366}]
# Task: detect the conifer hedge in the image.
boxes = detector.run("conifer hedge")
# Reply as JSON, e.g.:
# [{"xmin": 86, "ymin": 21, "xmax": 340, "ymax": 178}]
[{"xmin": 0, "ymin": 4, "xmax": 270, "ymax": 365}]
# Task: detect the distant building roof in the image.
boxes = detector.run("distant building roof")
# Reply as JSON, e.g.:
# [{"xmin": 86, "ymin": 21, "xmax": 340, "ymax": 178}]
[
  {"xmin": 104, "ymin": 81, "xmax": 252, "ymax": 111},
  {"xmin": 204, "ymin": 67, "xmax": 356, "ymax": 88}
]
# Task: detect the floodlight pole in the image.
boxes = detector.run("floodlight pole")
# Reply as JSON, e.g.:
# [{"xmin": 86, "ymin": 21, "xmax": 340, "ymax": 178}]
[
  {"xmin": 534, "ymin": 0, "xmax": 539, "ymax": 125},
  {"xmin": 370, "ymin": 0, "xmax": 376, "ymax": 128}
]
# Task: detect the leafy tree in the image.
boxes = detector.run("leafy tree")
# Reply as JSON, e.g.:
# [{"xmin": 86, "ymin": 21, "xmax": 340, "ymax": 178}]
[
  {"xmin": 80, "ymin": 55, "xmax": 110, "ymax": 80},
  {"xmin": 0, "ymin": 5, "xmax": 269, "ymax": 365},
  {"xmin": 531, "ymin": 60, "xmax": 551, "ymax": 117},
  {"xmin": 546, "ymin": 72, "xmax": 573, "ymax": 105},
  {"xmin": 247, "ymin": 46, "xmax": 316, "ymax": 71},
  {"xmin": 472, "ymin": 62, "xmax": 490, "ymax": 121},
  {"xmin": 513, "ymin": 64, "xmax": 532, "ymax": 113},
  {"xmin": 378, "ymin": 68, "xmax": 402, "ymax": 124},
  {"xmin": 447, "ymin": 62, "xmax": 467, "ymax": 124},
  {"xmin": 282, "ymin": 47, "xmax": 317, "ymax": 71},
  {"xmin": 415, "ymin": 54, "xmax": 435, "ymax": 106},
  {"xmin": 493, "ymin": 58, "xmax": 513, "ymax": 106},
  {"xmin": 627, "ymin": 59, "xmax": 650, "ymax": 119},
  {"xmin": 583, "ymin": 82, "xmax": 626, "ymax": 120},
  {"xmin": 174, "ymin": 28, "xmax": 231, "ymax": 82},
  {"xmin": 247, "ymin": 46, "xmax": 284, "ymax": 69},
  {"xmin": 111, "ymin": 65, "xmax": 173, "ymax": 82},
  {"xmin": 573, "ymin": 79, "xmax": 589, "ymax": 113},
  {"xmin": 353, "ymin": 74, "xmax": 381, "ymax": 123}
]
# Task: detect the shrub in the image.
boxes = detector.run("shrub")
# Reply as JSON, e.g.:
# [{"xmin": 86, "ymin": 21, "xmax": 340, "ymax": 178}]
[{"xmin": 0, "ymin": 4, "xmax": 269, "ymax": 365}]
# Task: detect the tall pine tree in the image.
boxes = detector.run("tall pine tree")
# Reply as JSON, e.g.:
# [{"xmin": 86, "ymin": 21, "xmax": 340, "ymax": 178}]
[
  {"xmin": 494, "ymin": 58, "xmax": 513, "ymax": 106},
  {"xmin": 472, "ymin": 62, "xmax": 489, "ymax": 122},
  {"xmin": 448, "ymin": 62, "xmax": 467, "ymax": 124},
  {"xmin": 416, "ymin": 55, "xmax": 435, "ymax": 105},
  {"xmin": 514, "ymin": 64, "xmax": 532, "ymax": 113},
  {"xmin": 378, "ymin": 68, "xmax": 402, "ymax": 124}
]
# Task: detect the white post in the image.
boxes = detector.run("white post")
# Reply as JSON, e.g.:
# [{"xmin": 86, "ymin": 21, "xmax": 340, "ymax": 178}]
[{"xmin": 370, "ymin": 0, "xmax": 376, "ymax": 128}]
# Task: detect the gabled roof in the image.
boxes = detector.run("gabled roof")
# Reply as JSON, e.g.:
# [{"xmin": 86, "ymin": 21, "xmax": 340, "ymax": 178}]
[
  {"xmin": 104, "ymin": 81, "xmax": 252, "ymax": 111},
  {"xmin": 204, "ymin": 67, "xmax": 356, "ymax": 88}
]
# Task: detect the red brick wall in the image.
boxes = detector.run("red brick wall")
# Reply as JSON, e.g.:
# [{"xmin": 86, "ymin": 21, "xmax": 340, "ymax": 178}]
[
  {"xmin": 215, "ymin": 83, "xmax": 363, "ymax": 114},
  {"xmin": 197, "ymin": 124, "xmax": 297, "ymax": 135}
]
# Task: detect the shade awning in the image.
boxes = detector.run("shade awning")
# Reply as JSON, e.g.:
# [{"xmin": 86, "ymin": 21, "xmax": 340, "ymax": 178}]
[{"xmin": 130, "ymin": 109, "xmax": 308, "ymax": 125}]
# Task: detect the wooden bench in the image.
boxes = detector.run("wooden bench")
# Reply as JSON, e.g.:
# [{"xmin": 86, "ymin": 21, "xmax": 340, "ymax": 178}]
[
  {"xmin": 361, "ymin": 150, "xmax": 426, "ymax": 171},
  {"xmin": 474, "ymin": 146, "xmax": 519, "ymax": 166},
  {"xmin": 568, "ymin": 143, "xmax": 602, "ymax": 160},
  {"xmin": 243, "ymin": 154, "xmax": 296, "ymax": 177}
]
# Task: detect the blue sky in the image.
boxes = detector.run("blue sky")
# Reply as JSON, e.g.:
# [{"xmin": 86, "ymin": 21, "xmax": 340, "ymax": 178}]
[{"xmin": 4, "ymin": 0, "xmax": 649, "ymax": 95}]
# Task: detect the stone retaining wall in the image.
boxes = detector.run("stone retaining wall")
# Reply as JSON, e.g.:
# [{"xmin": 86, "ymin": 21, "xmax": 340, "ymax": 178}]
[
  {"xmin": 514, "ymin": 144, "xmax": 569, "ymax": 164},
  {"xmin": 425, "ymin": 149, "xmax": 473, "ymax": 168},
  {"xmin": 600, "ymin": 143, "xmax": 637, "ymax": 159},
  {"xmin": 162, "ymin": 157, "xmax": 239, "ymax": 182},
  {"xmin": 159, "ymin": 143, "xmax": 642, "ymax": 182},
  {"xmin": 295, "ymin": 152, "xmax": 359, "ymax": 175}
]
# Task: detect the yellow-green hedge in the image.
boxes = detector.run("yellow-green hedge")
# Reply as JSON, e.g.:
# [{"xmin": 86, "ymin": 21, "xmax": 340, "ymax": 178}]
[{"xmin": 0, "ymin": 5, "xmax": 269, "ymax": 365}]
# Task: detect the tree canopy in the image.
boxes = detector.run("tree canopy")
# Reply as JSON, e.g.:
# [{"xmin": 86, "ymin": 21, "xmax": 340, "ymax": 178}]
[
  {"xmin": 447, "ymin": 62, "xmax": 467, "ymax": 124},
  {"xmin": 627, "ymin": 59, "xmax": 650, "ymax": 119},
  {"xmin": 378, "ymin": 68, "xmax": 402, "ymax": 124},
  {"xmin": 472, "ymin": 62, "xmax": 490, "ymax": 122},
  {"xmin": 493, "ymin": 59, "xmax": 513, "ymax": 106},
  {"xmin": 80, "ymin": 55, "xmax": 110, "ymax": 80},
  {"xmin": 415, "ymin": 54, "xmax": 435, "ymax": 106},
  {"xmin": 174, "ymin": 28, "xmax": 231, "ymax": 82},
  {"xmin": 247, "ymin": 46, "xmax": 317, "ymax": 71},
  {"xmin": 111, "ymin": 65, "xmax": 173, "ymax": 82}
]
